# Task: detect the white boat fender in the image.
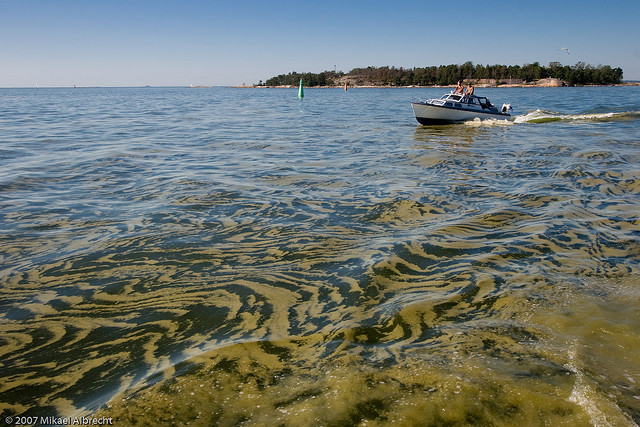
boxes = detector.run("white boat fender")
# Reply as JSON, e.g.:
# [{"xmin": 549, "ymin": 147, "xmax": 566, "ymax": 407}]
[{"xmin": 501, "ymin": 103, "xmax": 512, "ymax": 113}]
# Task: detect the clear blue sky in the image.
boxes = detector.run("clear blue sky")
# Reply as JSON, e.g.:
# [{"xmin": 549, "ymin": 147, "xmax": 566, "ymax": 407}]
[{"xmin": 1, "ymin": 0, "xmax": 638, "ymax": 87}]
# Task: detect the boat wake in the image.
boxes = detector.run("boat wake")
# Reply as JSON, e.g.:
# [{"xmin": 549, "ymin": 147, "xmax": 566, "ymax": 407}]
[
  {"xmin": 464, "ymin": 117, "xmax": 515, "ymax": 127},
  {"xmin": 514, "ymin": 109, "xmax": 640, "ymax": 124}
]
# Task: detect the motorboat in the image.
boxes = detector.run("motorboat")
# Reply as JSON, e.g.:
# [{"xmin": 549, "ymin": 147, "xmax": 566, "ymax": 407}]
[{"xmin": 411, "ymin": 92, "xmax": 513, "ymax": 125}]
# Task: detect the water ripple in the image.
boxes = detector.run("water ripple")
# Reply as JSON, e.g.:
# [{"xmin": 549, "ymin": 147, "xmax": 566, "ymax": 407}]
[{"xmin": 1, "ymin": 87, "xmax": 639, "ymax": 425}]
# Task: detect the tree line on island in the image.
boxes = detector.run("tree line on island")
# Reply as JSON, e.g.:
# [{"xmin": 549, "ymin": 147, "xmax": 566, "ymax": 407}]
[{"xmin": 262, "ymin": 62, "xmax": 623, "ymax": 87}]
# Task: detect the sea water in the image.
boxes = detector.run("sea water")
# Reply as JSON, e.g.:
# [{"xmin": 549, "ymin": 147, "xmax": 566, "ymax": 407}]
[{"xmin": 1, "ymin": 86, "xmax": 639, "ymax": 426}]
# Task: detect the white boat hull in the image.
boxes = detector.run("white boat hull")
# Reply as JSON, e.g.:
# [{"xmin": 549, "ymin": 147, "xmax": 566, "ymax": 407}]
[{"xmin": 411, "ymin": 102, "xmax": 512, "ymax": 125}]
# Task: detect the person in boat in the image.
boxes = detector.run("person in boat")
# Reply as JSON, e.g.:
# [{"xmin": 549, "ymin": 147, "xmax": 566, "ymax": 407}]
[
  {"xmin": 453, "ymin": 81, "xmax": 464, "ymax": 94},
  {"xmin": 465, "ymin": 83, "xmax": 474, "ymax": 96}
]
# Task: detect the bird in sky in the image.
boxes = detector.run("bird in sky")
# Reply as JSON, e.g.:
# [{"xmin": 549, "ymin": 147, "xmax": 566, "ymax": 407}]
[{"xmin": 561, "ymin": 48, "xmax": 570, "ymax": 54}]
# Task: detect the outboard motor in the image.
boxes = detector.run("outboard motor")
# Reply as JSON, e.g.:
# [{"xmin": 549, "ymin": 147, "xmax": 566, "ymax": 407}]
[{"xmin": 501, "ymin": 103, "xmax": 512, "ymax": 114}]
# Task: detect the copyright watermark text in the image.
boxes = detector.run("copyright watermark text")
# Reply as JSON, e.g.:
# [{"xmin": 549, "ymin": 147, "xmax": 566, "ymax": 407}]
[{"xmin": 4, "ymin": 416, "xmax": 113, "ymax": 425}]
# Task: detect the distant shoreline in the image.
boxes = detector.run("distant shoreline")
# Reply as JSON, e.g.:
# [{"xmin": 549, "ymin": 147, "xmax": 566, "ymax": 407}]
[
  {"xmin": 1, "ymin": 82, "xmax": 637, "ymax": 90},
  {"xmin": 232, "ymin": 81, "xmax": 640, "ymax": 89}
]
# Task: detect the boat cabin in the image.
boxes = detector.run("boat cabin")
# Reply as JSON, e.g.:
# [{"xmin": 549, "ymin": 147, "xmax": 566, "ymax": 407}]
[{"xmin": 428, "ymin": 93, "xmax": 500, "ymax": 113}]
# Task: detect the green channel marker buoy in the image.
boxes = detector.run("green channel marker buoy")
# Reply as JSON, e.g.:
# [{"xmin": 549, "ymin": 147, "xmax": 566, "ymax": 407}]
[{"xmin": 298, "ymin": 79, "xmax": 304, "ymax": 98}]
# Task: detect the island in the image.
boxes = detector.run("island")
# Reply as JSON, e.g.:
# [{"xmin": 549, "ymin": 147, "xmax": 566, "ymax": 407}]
[{"xmin": 250, "ymin": 62, "xmax": 629, "ymax": 88}]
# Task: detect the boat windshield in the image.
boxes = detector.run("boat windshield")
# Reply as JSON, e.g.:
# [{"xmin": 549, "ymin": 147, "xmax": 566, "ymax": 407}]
[{"xmin": 442, "ymin": 94, "xmax": 463, "ymax": 101}]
